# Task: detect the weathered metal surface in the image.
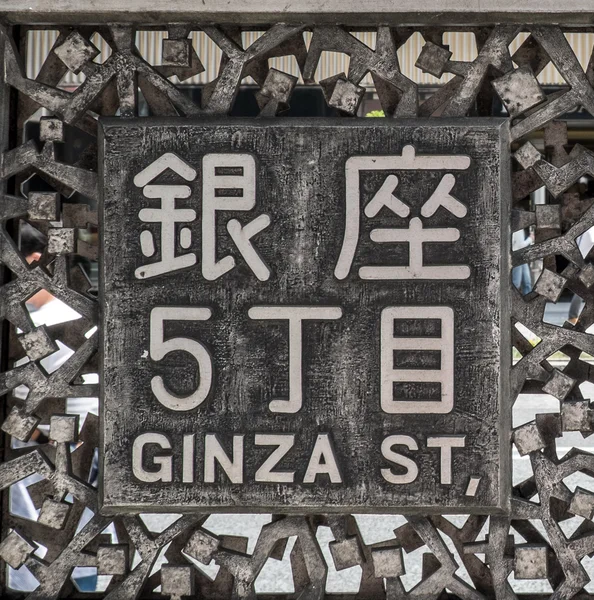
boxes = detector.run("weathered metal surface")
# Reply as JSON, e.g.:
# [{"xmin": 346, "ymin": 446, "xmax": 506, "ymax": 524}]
[
  {"xmin": 0, "ymin": 19, "xmax": 594, "ymax": 600},
  {"xmin": 3, "ymin": 1, "xmax": 594, "ymax": 25},
  {"xmin": 100, "ymin": 119, "xmax": 510, "ymax": 513}
]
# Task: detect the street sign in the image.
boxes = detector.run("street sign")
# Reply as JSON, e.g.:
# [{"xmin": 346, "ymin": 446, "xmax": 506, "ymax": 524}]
[{"xmin": 100, "ymin": 118, "xmax": 510, "ymax": 513}]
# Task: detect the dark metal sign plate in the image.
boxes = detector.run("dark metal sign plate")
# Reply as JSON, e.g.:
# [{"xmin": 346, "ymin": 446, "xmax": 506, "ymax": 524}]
[{"xmin": 100, "ymin": 118, "xmax": 510, "ymax": 513}]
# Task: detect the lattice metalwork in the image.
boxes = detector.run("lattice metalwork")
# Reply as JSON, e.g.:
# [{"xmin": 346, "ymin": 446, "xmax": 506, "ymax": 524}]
[{"xmin": 1, "ymin": 21, "xmax": 594, "ymax": 599}]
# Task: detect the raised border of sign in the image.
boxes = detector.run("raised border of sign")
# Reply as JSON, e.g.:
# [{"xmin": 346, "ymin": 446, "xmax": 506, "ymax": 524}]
[{"xmin": 98, "ymin": 117, "xmax": 512, "ymax": 515}]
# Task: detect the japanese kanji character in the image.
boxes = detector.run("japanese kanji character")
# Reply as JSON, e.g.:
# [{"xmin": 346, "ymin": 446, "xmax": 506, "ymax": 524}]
[
  {"xmin": 380, "ymin": 306, "xmax": 454, "ymax": 414},
  {"xmin": 133, "ymin": 153, "xmax": 198, "ymax": 279},
  {"xmin": 335, "ymin": 145, "xmax": 471, "ymax": 280}
]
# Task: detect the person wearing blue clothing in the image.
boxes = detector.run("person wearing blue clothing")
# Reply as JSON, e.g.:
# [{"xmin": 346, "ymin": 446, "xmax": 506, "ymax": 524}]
[{"xmin": 512, "ymin": 229, "xmax": 533, "ymax": 295}]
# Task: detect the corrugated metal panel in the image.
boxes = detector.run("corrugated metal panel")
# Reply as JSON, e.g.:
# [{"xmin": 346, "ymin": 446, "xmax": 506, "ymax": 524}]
[{"xmin": 25, "ymin": 29, "xmax": 594, "ymax": 88}]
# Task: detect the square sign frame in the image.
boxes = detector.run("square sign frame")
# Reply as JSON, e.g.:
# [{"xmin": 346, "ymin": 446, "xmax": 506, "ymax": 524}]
[{"xmin": 99, "ymin": 118, "xmax": 510, "ymax": 514}]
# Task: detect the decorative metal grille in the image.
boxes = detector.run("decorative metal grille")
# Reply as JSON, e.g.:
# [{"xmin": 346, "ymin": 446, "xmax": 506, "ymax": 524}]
[{"xmin": 1, "ymin": 21, "xmax": 594, "ymax": 599}]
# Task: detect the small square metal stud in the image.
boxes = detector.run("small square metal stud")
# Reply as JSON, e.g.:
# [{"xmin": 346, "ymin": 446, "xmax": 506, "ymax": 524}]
[
  {"xmin": 1, "ymin": 407, "xmax": 40, "ymax": 442},
  {"xmin": 579, "ymin": 263, "xmax": 594, "ymax": 288},
  {"xmin": 535, "ymin": 204, "xmax": 561, "ymax": 230},
  {"xmin": 492, "ymin": 67, "xmax": 546, "ymax": 118},
  {"xmin": 48, "ymin": 228, "xmax": 76, "ymax": 255},
  {"xmin": 513, "ymin": 422, "xmax": 546, "ymax": 456},
  {"xmin": 514, "ymin": 545, "xmax": 548, "ymax": 580},
  {"xmin": 544, "ymin": 120, "xmax": 569, "ymax": 149},
  {"xmin": 28, "ymin": 192, "xmax": 59, "ymax": 221},
  {"xmin": 0, "ymin": 531, "xmax": 36, "ymax": 569},
  {"xmin": 542, "ymin": 369, "xmax": 575, "ymax": 401},
  {"xmin": 569, "ymin": 487, "xmax": 594, "ymax": 519},
  {"xmin": 97, "ymin": 545, "xmax": 128, "ymax": 575},
  {"xmin": 329, "ymin": 537, "xmax": 362, "ymax": 571},
  {"xmin": 535, "ymin": 412, "xmax": 562, "ymax": 442},
  {"xmin": 38, "ymin": 498, "xmax": 70, "ymax": 529},
  {"xmin": 415, "ymin": 42, "xmax": 452, "ymax": 77},
  {"xmin": 514, "ymin": 142, "xmax": 542, "ymax": 170},
  {"xmin": 161, "ymin": 565, "xmax": 194, "ymax": 598},
  {"xmin": 534, "ymin": 269, "xmax": 567, "ymax": 303},
  {"xmin": 156, "ymin": 37, "xmax": 205, "ymax": 81},
  {"xmin": 184, "ymin": 530, "xmax": 219, "ymax": 563},
  {"xmin": 328, "ymin": 79, "xmax": 365, "ymax": 115},
  {"xmin": 39, "ymin": 117, "xmax": 65, "ymax": 143},
  {"xmin": 162, "ymin": 39, "xmax": 191, "ymax": 67},
  {"xmin": 260, "ymin": 68, "xmax": 298, "ymax": 105},
  {"xmin": 561, "ymin": 400, "xmax": 591, "ymax": 432},
  {"xmin": 18, "ymin": 326, "xmax": 57, "ymax": 361},
  {"xmin": 62, "ymin": 203, "xmax": 96, "ymax": 228},
  {"xmin": 50, "ymin": 414, "xmax": 79, "ymax": 443},
  {"xmin": 393, "ymin": 523, "xmax": 424, "ymax": 553},
  {"xmin": 512, "ymin": 36, "xmax": 551, "ymax": 81},
  {"xmin": 54, "ymin": 31, "xmax": 100, "ymax": 74},
  {"xmin": 371, "ymin": 545, "xmax": 405, "ymax": 578}
]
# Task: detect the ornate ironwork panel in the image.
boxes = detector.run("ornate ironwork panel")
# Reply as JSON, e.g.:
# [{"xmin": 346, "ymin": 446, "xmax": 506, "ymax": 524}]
[{"xmin": 1, "ymin": 15, "xmax": 594, "ymax": 599}]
